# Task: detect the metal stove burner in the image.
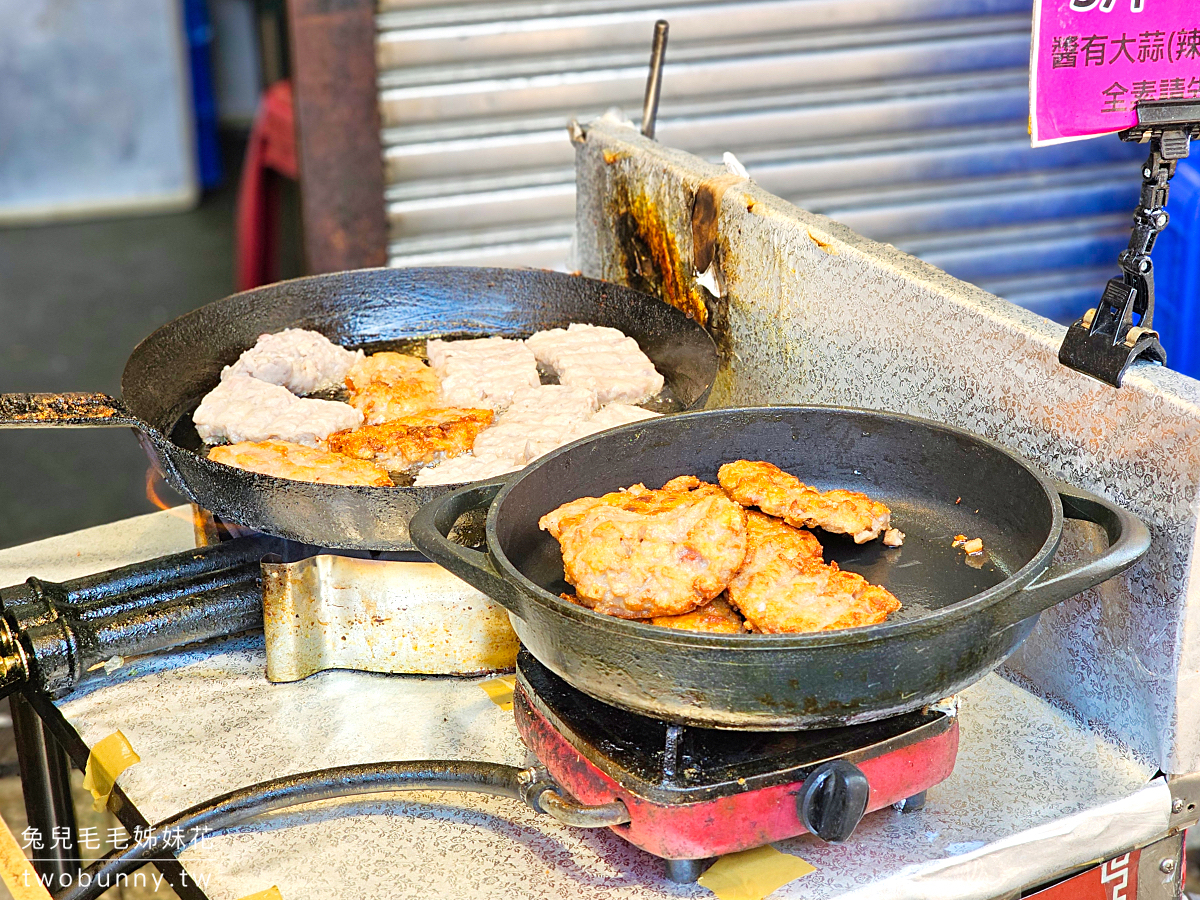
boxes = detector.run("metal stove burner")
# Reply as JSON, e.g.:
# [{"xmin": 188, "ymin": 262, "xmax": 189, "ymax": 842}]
[
  {"xmin": 0, "ymin": 535, "xmax": 283, "ymax": 699},
  {"xmin": 514, "ymin": 650, "xmax": 959, "ymax": 880}
]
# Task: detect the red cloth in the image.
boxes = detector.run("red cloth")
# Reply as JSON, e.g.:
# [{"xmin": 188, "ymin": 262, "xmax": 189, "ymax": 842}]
[{"xmin": 236, "ymin": 80, "xmax": 299, "ymax": 292}]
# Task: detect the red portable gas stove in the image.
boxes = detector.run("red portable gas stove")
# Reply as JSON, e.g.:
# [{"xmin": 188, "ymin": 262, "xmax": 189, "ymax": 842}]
[{"xmin": 512, "ymin": 650, "xmax": 960, "ymax": 882}]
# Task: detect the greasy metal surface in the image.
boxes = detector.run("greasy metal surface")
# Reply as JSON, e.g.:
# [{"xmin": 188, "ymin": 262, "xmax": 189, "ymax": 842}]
[
  {"xmin": 608, "ymin": 179, "xmax": 708, "ymax": 323},
  {"xmin": 0, "ymin": 537, "xmax": 278, "ymax": 699},
  {"xmin": 261, "ymin": 555, "xmax": 517, "ymax": 681},
  {"xmin": 413, "ymin": 406, "xmax": 1144, "ymax": 729},
  {"xmin": 0, "ymin": 392, "xmax": 138, "ymax": 426},
  {"xmin": 692, "ymin": 173, "xmax": 748, "ymax": 276},
  {"xmin": 0, "ymin": 267, "xmax": 717, "ymax": 550},
  {"xmin": 575, "ymin": 118, "xmax": 1200, "ymax": 772}
]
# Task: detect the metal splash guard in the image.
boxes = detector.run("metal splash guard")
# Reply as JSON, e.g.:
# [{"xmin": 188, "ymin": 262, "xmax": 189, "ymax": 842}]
[{"xmin": 261, "ymin": 555, "xmax": 518, "ymax": 682}]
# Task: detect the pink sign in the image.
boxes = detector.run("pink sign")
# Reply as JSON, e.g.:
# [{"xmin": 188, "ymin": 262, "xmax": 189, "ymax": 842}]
[{"xmin": 1030, "ymin": 0, "xmax": 1200, "ymax": 146}]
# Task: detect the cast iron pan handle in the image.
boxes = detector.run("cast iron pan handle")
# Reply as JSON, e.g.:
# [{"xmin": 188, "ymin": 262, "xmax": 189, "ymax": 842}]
[
  {"xmin": 1006, "ymin": 481, "xmax": 1151, "ymax": 622},
  {"xmin": 0, "ymin": 392, "xmax": 149, "ymax": 431},
  {"xmin": 409, "ymin": 480, "xmax": 527, "ymax": 618}
]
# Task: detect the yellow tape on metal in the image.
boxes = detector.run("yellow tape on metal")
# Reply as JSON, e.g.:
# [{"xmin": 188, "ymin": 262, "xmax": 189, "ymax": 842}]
[
  {"xmin": 81, "ymin": 730, "xmax": 141, "ymax": 812},
  {"xmin": 697, "ymin": 845, "xmax": 816, "ymax": 900},
  {"xmin": 479, "ymin": 674, "xmax": 516, "ymax": 710},
  {"xmin": 237, "ymin": 886, "xmax": 283, "ymax": 900},
  {"xmin": 0, "ymin": 813, "xmax": 53, "ymax": 900}
]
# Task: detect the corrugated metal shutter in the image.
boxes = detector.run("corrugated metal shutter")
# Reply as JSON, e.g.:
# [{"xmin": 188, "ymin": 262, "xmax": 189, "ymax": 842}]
[{"xmin": 376, "ymin": 0, "xmax": 1142, "ymax": 323}]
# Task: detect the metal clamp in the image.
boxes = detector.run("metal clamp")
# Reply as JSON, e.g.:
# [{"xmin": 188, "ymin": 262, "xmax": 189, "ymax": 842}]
[
  {"xmin": 1137, "ymin": 833, "xmax": 1185, "ymax": 900},
  {"xmin": 1166, "ymin": 771, "xmax": 1200, "ymax": 832},
  {"xmin": 0, "ymin": 618, "xmax": 28, "ymax": 695},
  {"xmin": 1058, "ymin": 100, "xmax": 1200, "ymax": 386},
  {"xmin": 518, "ymin": 765, "xmax": 631, "ymax": 828}
]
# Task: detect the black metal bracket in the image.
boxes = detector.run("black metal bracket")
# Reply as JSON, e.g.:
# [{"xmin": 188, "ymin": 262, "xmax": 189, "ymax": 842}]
[
  {"xmin": 1058, "ymin": 99, "xmax": 1200, "ymax": 387},
  {"xmin": 10, "ymin": 692, "xmax": 80, "ymax": 883}
]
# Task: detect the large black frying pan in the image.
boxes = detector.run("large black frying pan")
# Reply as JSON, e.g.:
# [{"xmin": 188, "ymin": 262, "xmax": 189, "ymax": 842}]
[
  {"xmin": 0, "ymin": 268, "xmax": 717, "ymax": 551},
  {"xmin": 410, "ymin": 406, "xmax": 1150, "ymax": 730}
]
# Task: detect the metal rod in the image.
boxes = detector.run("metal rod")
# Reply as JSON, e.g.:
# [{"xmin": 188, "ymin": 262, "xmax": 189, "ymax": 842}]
[
  {"xmin": 662, "ymin": 724, "xmax": 682, "ymax": 781},
  {"xmin": 538, "ymin": 790, "xmax": 629, "ymax": 828},
  {"xmin": 10, "ymin": 692, "xmax": 80, "ymax": 882},
  {"xmin": 641, "ymin": 20, "xmax": 669, "ymax": 139},
  {"xmin": 60, "ymin": 760, "xmax": 629, "ymax": 900},
  {"xmin": 20, "ymin": 690, "xmax": 209, "ymax": 900}
]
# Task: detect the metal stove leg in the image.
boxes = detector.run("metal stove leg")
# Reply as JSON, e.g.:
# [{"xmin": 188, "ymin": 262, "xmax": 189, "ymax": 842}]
[
  {"xmin": 664, "ymin": 858, "xmax": 706, "ymax": 883},
  {"xmin": 10, "ymin": 693, "xmax": 80, "ymax": 882},
  {"xmin": 893, "ymin": 790, "xmax": 927, "ymax": 813}
]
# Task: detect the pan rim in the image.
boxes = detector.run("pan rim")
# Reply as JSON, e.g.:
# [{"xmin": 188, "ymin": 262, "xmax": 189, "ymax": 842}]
[
  {"xmin": 486, "ymin": 404, "xmax": 1064, "ymax": 648},
  {"xmin": 120, "ymin": 265, "xmax": 718, "ymax": 498}
]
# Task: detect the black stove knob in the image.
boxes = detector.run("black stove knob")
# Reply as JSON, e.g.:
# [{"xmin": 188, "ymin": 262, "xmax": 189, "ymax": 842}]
[{"xmin": 796, "ymin": 760, "xmax": 870, "ymax": 843}]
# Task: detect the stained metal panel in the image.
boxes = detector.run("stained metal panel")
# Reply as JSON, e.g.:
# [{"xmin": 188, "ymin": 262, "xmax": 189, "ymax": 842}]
[
  {"xmin": 574, "ymin": 119, "xmax": 1200, "ymax": 774},
  {"xmin": 376, "ymin": 0, "xmax": 1143, "ymax": 322}
]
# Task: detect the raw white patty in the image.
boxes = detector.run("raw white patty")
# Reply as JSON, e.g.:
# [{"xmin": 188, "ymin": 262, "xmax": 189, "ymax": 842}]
[
  {"xmin": 222, "ymin": 328, "xmax": 363, "ymax": 394},
  {"xmin": 524, "ymin": 323, "xmax": 664, "ymax": 404},
  {"xmin": 426, "ymin": 336, "xmax": 539, "ymax": 411},
  {"xmin": 194, "ymin": 374, "xmax": 362, "ymax": 446}
]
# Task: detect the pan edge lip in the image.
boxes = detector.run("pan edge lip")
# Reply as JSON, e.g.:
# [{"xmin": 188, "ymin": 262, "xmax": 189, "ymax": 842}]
[
  {"xmin": 120, "ymin": 265, "xmax": 717, "ymax": 402},
  {"xmin": 118, "ymin": 265, "xmax": 716, "ymax": 549},
  {"xmin": 487, "ymin": 404, "xmax": 1066, "ymax": 649}
]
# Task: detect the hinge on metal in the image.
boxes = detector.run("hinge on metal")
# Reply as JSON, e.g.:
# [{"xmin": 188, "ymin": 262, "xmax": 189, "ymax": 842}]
[
  {"xmin": 1058, "ymin": 100, "xmax": 1200, "ymax": 387},
  {"xmin": 1167, "ymin": 770, "xmax": 1200, "ymax": 832}
]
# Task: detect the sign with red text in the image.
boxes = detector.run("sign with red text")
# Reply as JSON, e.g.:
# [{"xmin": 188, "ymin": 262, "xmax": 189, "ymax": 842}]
[
  {"xmin": 1024, "ymin": 850, "xmax": 1141, "ymax": 900},
  {"xmin": 1031, "ymin": 0, "xmax": 1200, "ymax": 146}
]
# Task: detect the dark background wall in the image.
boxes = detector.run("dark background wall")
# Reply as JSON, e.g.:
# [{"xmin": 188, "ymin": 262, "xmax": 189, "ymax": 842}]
[{"xmin": 0, "ymin": 135, "xmax": 301, "ymax": 549}]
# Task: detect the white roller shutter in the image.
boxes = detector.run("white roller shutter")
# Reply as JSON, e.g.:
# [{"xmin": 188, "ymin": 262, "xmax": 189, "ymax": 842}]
[{"xmin": 376, "ymin": 0, "xmax": 1142, "ymax": 322}]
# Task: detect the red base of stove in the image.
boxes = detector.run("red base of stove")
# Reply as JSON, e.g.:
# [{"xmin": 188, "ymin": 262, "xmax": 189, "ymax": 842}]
[{"xmin": 515, "ymin": 684, "xmax": 959, "ymax": 860}]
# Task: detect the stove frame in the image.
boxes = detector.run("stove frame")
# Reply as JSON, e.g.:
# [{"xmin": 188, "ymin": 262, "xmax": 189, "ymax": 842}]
[
  {"xmin": 513, "ymin": 651, "xmax": 958, "ymax": 875},
  {"xmin": 573, "ymin": 116, "xmax": 1200, "ymax": 781},
  {"xmin": 0, "ymin": 511, "xmax": 1191, "ymax": 900}
]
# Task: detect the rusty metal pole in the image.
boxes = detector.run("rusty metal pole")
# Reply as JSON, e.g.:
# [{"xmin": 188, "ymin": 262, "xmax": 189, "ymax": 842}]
[
  {"xmin": 286, "ymin": 0, "xmax": 389, "ymax": 273},
  {"xmin": 641, "ymin": 20, "xmax": 669, "ymax": 139}
]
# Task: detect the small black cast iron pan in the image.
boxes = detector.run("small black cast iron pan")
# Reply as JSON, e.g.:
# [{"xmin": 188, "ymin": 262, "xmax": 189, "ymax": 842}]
[
  {"xmin": 0, "ymin": 268, "xmax": 718, "ymax": 551},
  {"xmin": 410, "ymin": 406, "xmax": 1150, "ymax": 730}
]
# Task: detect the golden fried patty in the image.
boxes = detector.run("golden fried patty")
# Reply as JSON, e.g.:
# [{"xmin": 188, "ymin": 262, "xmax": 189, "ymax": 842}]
[
  {"xmin": 539, "ymin": 476, "xmax": 748, "ymax": 619},
  {"xmin": 727, "ymin": 510, "xmax": 900, "ymax": 633},
  {"xmin": 718, "ymin": 459, "xmax": 891, "ymax": 543},
  {"xmin": 344, "ymin": 352, "xmax": 442, "ymax": 424},
  {"xmin": 647, "ymin": 595, "xmax": 747, "ymax": 633},
  {"xmin": 207, "ymin": 440, "xmax": 392, "ymax": 486},
  {"xmin": 326, "ymin": 407, "xmax": 493, "ymax": 471}
]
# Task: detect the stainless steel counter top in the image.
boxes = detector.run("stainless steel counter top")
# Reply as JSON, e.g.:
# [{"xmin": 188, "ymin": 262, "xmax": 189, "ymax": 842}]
[{"xmin": 0, "ymin": 509, "xmax": 1171, "ymax": 900}]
